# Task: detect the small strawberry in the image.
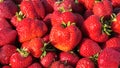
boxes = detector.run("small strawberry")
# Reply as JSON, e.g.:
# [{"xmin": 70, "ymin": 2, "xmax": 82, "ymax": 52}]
[
  {"xmin": 111, "ymin": 13, "xmax": 120, "ymax": 34},
  {"xmin": 40, "ymin": 51, "xmax": 57, "ymax": 68},
  {"xmin": 76, "ymin": 58, "xmax": 95, "ymax": 68},
  {"xmin": 0, "ymin": 45, "xmax": 16, "ymax": 64},
  {"xmin": 59, "ymin": 52, "xmax": 79, "ymax": 66},
  {"xmin": 22, "ymin": 37, "xmax": 44, "ymax": 58},
  {"xmin": 98, "ymin": 48, "xmax": 120, "ymax": 68},
  {"xmin": 28, "ymin": 63, "xmax": 42, "ymax": 68},
  {"xmin": 93, "ymin": 0, "xmax": 113, "ymax": 18},
  {"xmin": 0, "ymin": 0, "xmax": 18, "ymax": 19},
  {"xmin": 79, "ymin": 38, "xmax": 101, "ymax": 57},
  {"xmin": 10, "ymin": 48, "xmax": 32, "ymax": 68},
  {"xmin": 50, "ymin": 23, "xmax": 82, "ymax": 52},
  {"xmin": 16, "ymin": 18, "xmax": 48, "ymax": 43}
]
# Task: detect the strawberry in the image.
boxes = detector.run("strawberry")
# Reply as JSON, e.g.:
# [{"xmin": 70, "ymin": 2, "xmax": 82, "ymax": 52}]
[
  {"xmin": 28, "ymin": 63, "xmax": 42, "ymax": 68},
  {"xmin": 16, "ymin": 18, "xmax": 48, "ymax": 43},
  {"xmin": 50, "ymin": 61, "xmax": 73, "ymax": 68},
  {"xmin": 59, "ymin": 52, "xmax": 79, "ymax": 66},
  {"xmin": 50, "ymin": 23, "xmax": 82, "ymax": 52},
  {"xmin": 76, "ymin": 58, "xmax": 95, "ymax": 68},
  {"xmin": 83, "ymin": 9, "xmax": 93, "ymax": 19},
  {"xmin": 105, "ymin": 37, "xmax": 120, "ymax": 52},
  {"xmin": 84, "ymin": 0, "xmax": 95, "ymax": 10},
  {"xmin": 110, "ymin": 0, "xmax": 120, "ymax": 8},
  {"xmin": 111, "ymin": 13, "xmax": 120, "ymax": 34},
  {"xmin": 93, "ymin": 0, "xmax": 113, "ymax": 18},
  {"xmin": 22, "ymin": 37, "xmax": 44, "ymax": 58},
  {"xmin": 81, "ymin": 15, "xmax": 110, "ymax": 42},
  {"xmin": 0, "ymin": 0, "xmax": 18, "ymax": 19},
  {"xmin": 79, "ymin": 38, "xmax": 101, "ymax": 57},
  {"xmin": 98, "ymin": 48, "xmax": 120, "ymax": 68},
  {"xmin": 40, "ymin": 51, "xmax": 57, "ymax": 68},
  {"xmin": 0, "ymin": 45, "xmax": 16, "ymax": 64},
  {"xmin": 20, "ymin": 0, "xmax": 45, "ymax": 19},
  {"xmin": 10, "ymin": 48, "xmax": 32, "ymax": 68},
  {"xmin": 2, "ymin": 65, "xmax": 11, "ymax": 68}
]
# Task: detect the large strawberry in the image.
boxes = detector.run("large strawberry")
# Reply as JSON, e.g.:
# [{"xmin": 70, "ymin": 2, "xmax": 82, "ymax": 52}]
[
  {"xmin": 76, "ymin": 58, "xmax": 95, "ymax": 68},
  {"xmin": 28, "ymin": 63, "xmax": 42, "ymax": 68},
  {"xmin": 10, "ymin": 48, "xmax": 33, "ymax": 68},
  {"xmin": 20, "ymin": 0, "xmax": 45, "ymax": 19},
  {"xmin": 93, "ymin": 0, "xmax": 113, "ymax": 18},
  {"xmin": 98, "ymin": 48, "xmax": 120, "ymax": 68},
  {"xmin": 0, "ymin": 0, "xmax": 18, "ymax": 19},
  {"xmin": 16, "ymin": 18, "xmax": 48, "ymax": 43},
  {"xmin": 79, "ymin": 38, "xmax": 101, "ymax": 57},
  {"xmin": 111, "ymin": 13, "xmax": 120, "ymax": 34},
  {"xmin": 0, "ymin": 45, "xmax": 16, "ymax": 64},
  {"xmin": 50, "ymin": 23, "xmax": 82, "ymax": 52},
  {"xmin": 81, "ymin": 15, "xmax": 110, "ymax": 42}
]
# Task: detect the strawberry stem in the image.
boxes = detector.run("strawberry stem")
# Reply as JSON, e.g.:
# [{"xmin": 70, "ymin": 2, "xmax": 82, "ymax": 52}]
[
  {"xmin": 111, "ymin": 13, "xmax": 117, "ymax": 22},
  {"xmin": 16, "ymin": 11, "xmax": 25, "ymax": 21},
  {"xmin": 17, "ymin": 48, "xmax": 29, "ymax": 57}
]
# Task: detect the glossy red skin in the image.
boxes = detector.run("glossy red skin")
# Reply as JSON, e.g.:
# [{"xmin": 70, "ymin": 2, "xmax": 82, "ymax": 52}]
[
  {"xmin": 50, "ymin": 25, "xmax": 82, "ymax": 52},
  {"xmin": 10, "ymin": 52, "xmax": 32, "ymax": 68},
  {"xmin": 93, "ymin": 0, "xmax": 113, "ymax": 18},
  {"xmin": 0, "ymin": 0, "xmax": 18, "ymax": 19},
  {"xmin": 84, "ymin": 0, "xmax": 95, "ymax": 10},
  {"xmin": 98, "ymin": 48, "xmax": 120, "ymax": 68},
  {"xmin": 76, "ymin": 58, "xmax": 95, "ymax": 68},
  {"xmin": 0, "ymin": 45, "xmax": 16, "ymax": 64},
  {"xmin": 16, "ymin": 18, "xmax": 48, "ymax": 43},
  {"xmin": 22, "ymin": 38, "xmax": 44, "ymax": 58},
  {"xmin": 59, "ymin": 52, "xmax": 79, "ymax": 66},
  {"xmin": 28, "ymin": 63, "xmax": 42, "ymax": 68},
  {"xmin": 40, "ymin": 52, "xmax": 57, "ymax": 68},
  {"xmin": 79, "ymin": 38, "xmax": 101, "ymax": 57},
  {"xmin": 82, "ymin": 15, "xmax": 109, "ymax": 42},
  {"xmin": 20, "ymin": 0, "xmax": 45, "ymax": 19},
  {"xmin": 50, "ymin": 61, "xmax": 73, "ymax": 68},
  {"xmin": 111, "ymin": 13, "xmax": 120, "ymax": 34},
  {"xmin": 105, "ymin": 37, "xmax": 120, "ymax": 52},
  {"xmin": 111, "ymin": 0, "xmax": 120, "ymax": 8},
  {"xmin": 11, "ymin": 16, "xmax": 20, "ymax": 27}
]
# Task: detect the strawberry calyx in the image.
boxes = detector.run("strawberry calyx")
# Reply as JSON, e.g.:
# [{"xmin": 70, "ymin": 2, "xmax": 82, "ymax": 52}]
[
  {"xmin": 110, "ymin": 13, "xmax": 117, "ymax": 22},
  {"xmin": 16, "ymin": 11, "xmax": 25, "ymax": 21},
  {"xmin": 95, "ymin": 0, "xmax": 102, "ymax": 3},
  {"xmin": 62, "ymin": 21, "xmax": 76, "ymax": 28},
  {"xmin": 59, "ymin": 6, "xmax": 72, "ymax": 13},
  {"xmin": 16, "ymin": 48, "xmax": 29, "ymax": 57},
  {"xmin": 75, "ymin": 0, "xmax": 79, "ymax": 4}
]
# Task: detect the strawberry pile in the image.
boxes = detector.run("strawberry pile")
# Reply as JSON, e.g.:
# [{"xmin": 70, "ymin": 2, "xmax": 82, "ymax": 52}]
[{"xmin": 0, "ymin": 0, "xmax": 120, "ymax": 68}]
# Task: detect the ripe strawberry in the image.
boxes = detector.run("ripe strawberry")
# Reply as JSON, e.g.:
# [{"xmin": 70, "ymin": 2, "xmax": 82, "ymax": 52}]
[
  {"xmin": 50, "ymin": 23, "xmax": 82, "ymax": 52},
  {"xmin": 110, "ymin": 0, "xmax": 120, "ymax": 8},
  {"xmin": 76, "ymin": 58, "xmax": 95, "ymax": 68},
  {"xmin": 28, "ymin": 63, "xmax": 42, "ymax": 68},
  {"xmin": 105, "ymin": 37, "xmax": 120, "ymax": 52},
  {"xmin": 79, "ymin": 38, "xmax": 101, "ymax": 57},
  {"xmin": 16, "ymin": 18, "xmax": 48, "ymax": 43},
  {"xmin": 0, "ymin": 0, "xmax": 18, "ymax": 19},
  {"xmin": 20, "ymin": 0, "xmax": 45, "ymax": 19},
  {"xmin": 83, "ymin": 9, "xmax": 93, "ymax": 19},
  {"xmin": 10, "ymin": 48, "xmax": 33, "ymax": 68},
  {"xmin": 81, "ymin": 15, "xmax": 109, "ymax": 42},
  {"xmin": 22, "ymin": 37, "xmax": 44, "ymax": 58},
  {"xmin": 111, "ymin": 13, "xmax": 120, "ymax": 34},
  {"xmin": 84, "ymin": 0, "xmax": 95, "ymax": 10},
  {"xmin": 98, "ymin": 48, "xmax": 120, "ymax": 68},
  {"xmin": 0, "ymin": 45, "xmax": 16, "ymax": 64},
  {"xmin": 40, "ymin": 51, "xmax": 57, "ymax": 68},
  {"xmin": 50, "ymin": 61, "xmax": 73, "ymax": 68},
  {"xmin": 59, "ymin": 52, "xmax": 79, "ymax": 66},
  {"xmin": 93, "ymin": 0, "xmax": 113, "ymax": 18}
]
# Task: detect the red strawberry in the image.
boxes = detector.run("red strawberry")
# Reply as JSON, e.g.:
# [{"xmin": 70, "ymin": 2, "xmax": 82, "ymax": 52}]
[
  {"xmin": 50, "ymin": 23, "xmax": 82, "ymax": 52},
  {"xmin": 0, "ymin": 45, "xmax": 16, "ymax": 64},
  {"xmin": 10, "ymin": 48, "xmax": 33, "ymax": 68},
  {"xmin": 84, "ymin": 0, "xmax": 95, "ymax": 10},
  {"xmin": 28, "ymin": 63, "xmax": 42, "ymax": 68},
  {"xmin": 81, "ymin": 15, "xmax": 109, "ymax": 42},
  {"xmin": 76, "ymin": 58, "xmax": 95, "ymax": 68},
  {"xmin": 93, "ymin": 0, "xmax": 113, "ymax": 18},
  {"xmin": 79, "ymin": 38, "xmax": 101, "ymax": 57},
  {"xmin": 20, "ymin": 0, "xmax": 45, "ymax": 19},
  {"xmin": 83, "ymin": 9, "xmax": 93, "ymax": 19},
  {"xmin": 22, "ymin": 37, "xmax": 44, "ymax": 58},
  {"xmin": 110, "ymin": 0, "xmax": 120, "ymax": 8},
  {"xmin": 50, "ymin": 61, "xmax": 73, "ymax": 68},
  {"xmin": 40, "ymin": 51, "xmax": 57, "ymax": 68},
  {"xmin": 98, "ymin": 48, "xmax": 120, "ymax": 68},
  {"xmin": 111, "ymin": 13, "xmax": 120, "ymax": 34},
  {"xmin": 59, "ymin": 52, "xmax": 79, "ymax": 66},
  {"xmin": 16, "ymin": 18, "xmax": 48, "ymax": 42},
  {"xmin": 0, "ymin": 0, "xmax": 18, "ymax": 19},
  {"xmin": 105, "ymin": 37, "xmax": 120, "ymax": 51},
  {"xmin": 2, "ymin": 65, "xmax": 11, "ymax": 68}
]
